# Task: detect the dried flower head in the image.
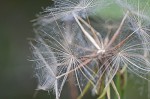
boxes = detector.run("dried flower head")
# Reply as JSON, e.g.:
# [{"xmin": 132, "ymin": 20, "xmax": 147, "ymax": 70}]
[{"xmin": 30, "ymin": 0, "xmax": 150, "ymax": 99}]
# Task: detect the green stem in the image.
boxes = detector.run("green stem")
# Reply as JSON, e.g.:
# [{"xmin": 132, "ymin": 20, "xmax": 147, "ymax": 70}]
[
  {"xmin": 77, "ymin": 82, "xmax": 91, "ymax": 99},
  {"xmin": 115, "ymin": 67, "xmax": 127, "ymax": 99}
]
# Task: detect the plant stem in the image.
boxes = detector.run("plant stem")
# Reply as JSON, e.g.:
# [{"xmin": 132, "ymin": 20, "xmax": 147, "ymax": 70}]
[{"xmin": 68, "ymin": 73, "xmax": 78, "ymax": 99}]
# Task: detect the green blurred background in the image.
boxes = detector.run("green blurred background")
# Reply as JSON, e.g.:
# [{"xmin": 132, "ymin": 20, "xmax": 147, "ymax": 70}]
[{"xmin": 0, "ymin": 0, "xmax": 148, "ymax": 99}]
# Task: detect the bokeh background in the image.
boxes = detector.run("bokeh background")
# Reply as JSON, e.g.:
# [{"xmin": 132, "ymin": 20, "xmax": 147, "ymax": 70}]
[{"xmin": 0, "ymin": 0, "xmax": 148, "ymax": 99}]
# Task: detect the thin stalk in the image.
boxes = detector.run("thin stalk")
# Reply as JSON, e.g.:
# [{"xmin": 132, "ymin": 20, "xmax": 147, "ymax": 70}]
[
  {"xmin": 110, "ymin": 28, "xmax": 139, "ymax": 52},
  {"xmin": 106, "ymin": 84, "xmax": 111, "ymax": 99},
  {"xmin": 77, "ymin": 82, "xmax": 91, "ymax": 99},
  {"xmin": 55, "ymin": 81, "xmax": 59, "ymax": 99},
  {"xmin": 115, "ymin": 65, "xmax": 127, "ymax": 99},
  {"xmin": 68, "ymin": 73, "xmax": 78, "ymax": 99},
  {"xmin": 77, "ymin": 15, "xmax": 101, "ymax": 46},
  {"xmin": 107, "ymin": 11, "xmax": 129, "ymax": 48},
  {"xmin": 73, "ymin": 13, "xmax": 101, "ymax": 50},
  {"xmin": 97, "ymin": 85, "xmax": 108, "ymax": 99},
  {"xmin": 111, "ymin": 81, "xmax": 120, "ymax": 99}
]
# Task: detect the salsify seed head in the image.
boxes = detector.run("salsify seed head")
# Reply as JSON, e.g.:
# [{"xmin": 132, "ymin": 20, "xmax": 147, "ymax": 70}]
[{"xmin": 30, "ymin": 0, "xmax": 150, "ymax": 99}]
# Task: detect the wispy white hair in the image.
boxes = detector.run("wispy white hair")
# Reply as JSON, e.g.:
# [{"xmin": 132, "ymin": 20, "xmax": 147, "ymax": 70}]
[{"xmin": 34, "ymin": 0, "xmax": 110, "ymax": 26}]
